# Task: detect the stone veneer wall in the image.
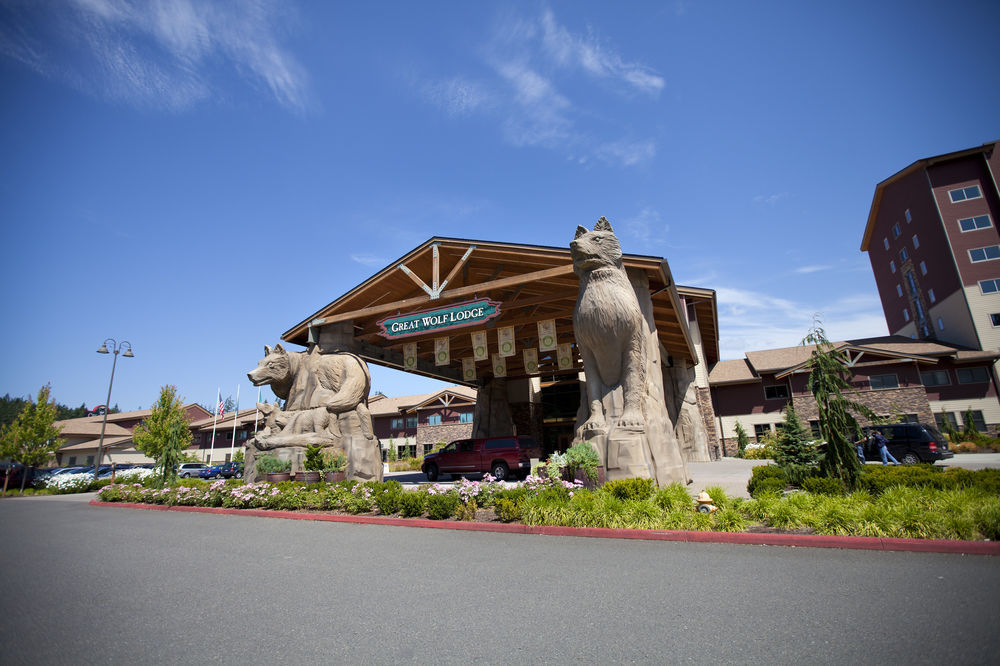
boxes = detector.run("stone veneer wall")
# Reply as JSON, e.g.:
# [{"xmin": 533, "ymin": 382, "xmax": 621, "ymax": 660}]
[
  {"xmin": 791, "ymin": 386, "xmax": 934, "ymax": 427},
  {"xmin": 695, "ymin": 387, "xmax": 721, "ymax": 459},
  {"xmin": 417, "ymin": 423, "xmax": 473, "ymax": 454}
]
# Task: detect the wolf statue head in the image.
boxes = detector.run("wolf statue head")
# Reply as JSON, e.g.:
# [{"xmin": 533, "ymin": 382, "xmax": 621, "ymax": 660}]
[
  {"xmin": 247, "ymin": 344, "xmax": 292, "ymax": 387},
  {"xmin": 570, "ymin": 216, "xmax": 625, "ymax": 275}
]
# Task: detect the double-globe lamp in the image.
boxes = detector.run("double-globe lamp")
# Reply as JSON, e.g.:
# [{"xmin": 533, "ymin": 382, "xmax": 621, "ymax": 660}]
[{"xmin": 94, "ymin": 339, "xmax": 134, "ymax": 479}]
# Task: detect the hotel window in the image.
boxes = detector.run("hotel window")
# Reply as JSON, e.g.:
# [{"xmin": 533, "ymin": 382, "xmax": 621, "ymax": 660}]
[
  {"xmin": 920, "ymin": 370, "xmax": 949, "ymax": 386},
  {"xmin": 406, "ymin": 416, "xmax": 418, "ymax": 429},
  {"xmin": 459, "ymin": 412, "xmax": 473, "ymax": 424},
  {"xmin": 808, "ymin": 420, "xmax": 821, "ymax": 438},
  {"xmin": 959, "ymin": 214, "xmax": 992, "ymax": 232},
  {"xmin": 883, "ymin": 238, "xmax": 889, "ymax": 250},
  {"xmin": 967, "ymin": 410, "xmax": 987, "ymax": 432},
  {"xmin": 427, "ymin": 414, "xmax": 442, "ymax": 426},
  {"xmin": 896, "ymin": 284, "xmax": 903, "ymax": 297},
  {"xmin": 912, "ymin": 234, "xmax": 919, "ymax": 248},
  {"xmin": 763, "ymin": 385, "xmax": 790, "ymax": 400},
  {"xmin": 980, "ymin": 279, "xmax": 1000, "ymax": 294},
  {"xmin": 937, "ymin": 317, "xmax": 945, "ymax": 330},
  {"xmin": 936, "ymin": 412, "xmax": 960, "ymax": 430},
  {"xmin": 903, "ymin": 309, "xmax": 910, "ymax": 321},
  {"xmin": 969, "ymin": 245, "xmax": 1000, "ymax": 263},
  {"xmin": 391, "ymin": 418, "xmax": 403, "ymax": 430},
  {"xmin": 899, "ymin": 247, "xmax": 909, "ymax": 261},
  {"xmin": 919, "ymin": 261, "xmax": 927, "ymax": 275},
  {"xmin": 991, "ymin": 313, "xmax": 1000, "ymax": 327},
  {"xmin": 754, "ymin": 424, "xmax": 772, "ymax": 440},
  {"xmin": 949, "ymin": 185, "xmax": 982, "ymax": 202},
  {"xmin": 905, "ymin": 270, "xmax": 918, "ymax": 294},
  {"xmin": 892, "ymin": 223, "xmax": 901, "ymax": 239},
  {"xmin": 869, "ymin": 374, "xmax": 899, "ymax": 389},
  {"xmin": 928, "ymin": 288, "xmax": 936, "ymax": 303},
  {"xmin": 957, "ymin": 367, "xmax": 990, "ymax": 384},
  {"xmin": 890, "ymin": 260, "xmax": 896, "ymax": 273},
  {"xmin": 905, "ymin": 209, "xmax": 912, "ymax": 222}
]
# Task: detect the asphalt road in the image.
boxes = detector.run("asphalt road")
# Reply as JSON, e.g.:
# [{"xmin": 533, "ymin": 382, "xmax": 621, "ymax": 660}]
[{"xmin": 2, "ymin": 494, "xmax": 998, "ymax": 664}]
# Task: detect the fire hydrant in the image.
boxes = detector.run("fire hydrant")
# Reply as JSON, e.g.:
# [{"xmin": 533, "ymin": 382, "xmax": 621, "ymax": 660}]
[{"xmin": 696, "ymin": 491, "xmax": 717, "ymax": 514}]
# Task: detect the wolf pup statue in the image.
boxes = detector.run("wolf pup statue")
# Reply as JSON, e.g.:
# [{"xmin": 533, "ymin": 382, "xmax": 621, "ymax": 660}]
[{"xmin": 570, "ymin": 217, "xmax": 647, "ymax": 433}]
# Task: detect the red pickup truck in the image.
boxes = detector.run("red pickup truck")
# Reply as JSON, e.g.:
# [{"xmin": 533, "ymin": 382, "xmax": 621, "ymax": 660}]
[{"xmin": 421, "ymin": 436, "xmax": 541, "ymax": 482}]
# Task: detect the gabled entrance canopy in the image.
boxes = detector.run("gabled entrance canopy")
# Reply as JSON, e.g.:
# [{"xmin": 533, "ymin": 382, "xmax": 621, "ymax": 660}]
[{"xmin": 282, "ymin": 237, "xmax": 704, "ymax": 385}]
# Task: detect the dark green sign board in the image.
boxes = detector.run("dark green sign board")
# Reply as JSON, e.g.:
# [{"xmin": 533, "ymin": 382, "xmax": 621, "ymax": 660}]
[{"xmin": 377, "ymin": 298, "xmax": 501, "ymax": 340}]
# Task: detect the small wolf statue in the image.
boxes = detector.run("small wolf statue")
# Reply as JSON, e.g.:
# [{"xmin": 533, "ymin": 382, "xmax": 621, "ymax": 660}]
[{"xmin": 570, "ymin": 217, "xmax": 647, "ymax": 433}]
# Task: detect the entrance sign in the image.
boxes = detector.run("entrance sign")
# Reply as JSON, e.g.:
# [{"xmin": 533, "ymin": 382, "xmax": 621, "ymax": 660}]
[
  {"xmin": 377, "ymin": 298, "xmax": 501, "ymax": 340},
  {"xmin": 538, "ymin": 319, "xmax": 557, "ymax": 351}
]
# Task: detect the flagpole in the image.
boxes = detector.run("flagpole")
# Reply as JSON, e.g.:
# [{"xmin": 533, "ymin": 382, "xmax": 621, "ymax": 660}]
[
  {"xmin": 253, "ymin": 387, "xmax": 261, "ymax": 434},
  {"xmin": 229, "ymin": 384, "xmax": 240, "ymax": 462},
  {"xmin": 208, "ymin": 387, "xmax": 220, "ymax": 464}
]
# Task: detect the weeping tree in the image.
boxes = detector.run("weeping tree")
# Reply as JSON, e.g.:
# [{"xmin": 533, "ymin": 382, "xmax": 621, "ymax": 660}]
[
  {"xmin": 734, "ymin": 422, "xmax": 750, "ymax": 458},
  {"xmin": 802, "ymin": 321, "xmax": 875, "ymax": 490}
]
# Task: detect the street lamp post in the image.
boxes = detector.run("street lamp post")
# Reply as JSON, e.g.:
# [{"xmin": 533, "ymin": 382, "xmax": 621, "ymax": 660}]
[{"xmin": 94, "ymin": 339, "xmax": 134, "ymax": 479}]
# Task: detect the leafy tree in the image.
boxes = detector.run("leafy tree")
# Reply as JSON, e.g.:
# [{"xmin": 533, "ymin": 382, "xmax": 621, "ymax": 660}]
[
  {"xmin": 233, "ymin": 448, "xmax": 244, "ymax": 463},
  {"xmin": 734, "ymin": 422, "xmax": 749, "ymax": 458},
  {"xmin": 132, "ymin": 385, "xmax": 192, "ymax": 485},
  {"xmin": 963, "ymin": 408, "xmax": 982, "ymax": 441},
  {"xmin": 0, "ymin": 385, "xmax": 63, "ymax": 469},
  {"xmin": 802, "ymin": 320, "xmax": 875, "ymax": 490}
]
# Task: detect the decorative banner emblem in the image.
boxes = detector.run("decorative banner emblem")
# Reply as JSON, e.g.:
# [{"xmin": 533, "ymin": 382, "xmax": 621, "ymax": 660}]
[
  {"xmin": 557, "ymin": 343, "xmax": 573, "ymax": 370},
  {"xmin": 403, "ymin": 342, "xmax": 417, "ymax": 370},
  {"xmin": 471, "ymin": 330, "xmax": 488, "ymax": 361},
  {"xmin": 538, "ymin": 319, "xmax": 557, "ymax": 351},
  {"xmin": 435, "ymin": 337, "xmax": 450, "ymax": 366},
  {"xmin": 492, "ymin": 352, "xmax": 506, "ymax": 378},
  {"xmin": 462, "ymin": 357, "xmax": 476, "ymax": 381},
  {"xmin": 377, "ymin": 298, "xmax": 501, "ymax": 340},
  {"xmin": 498, "ymin": 326, "xmax": 515, "ymax": 357},
  {"xmin": 523, "ymin": 348, "xmax": 538, "ymax": 374}
]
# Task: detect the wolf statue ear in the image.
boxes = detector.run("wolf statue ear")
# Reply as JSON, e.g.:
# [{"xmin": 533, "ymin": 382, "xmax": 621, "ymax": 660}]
[
  {"xmin": 274, "ymin": 343, "xmax": 286, "ymax": 354},
  {"xmin": 594, "ymin": 216, "xmax": 613, "ymax": 233},
  {"xmin": 264, "ymin": 345, "xmax": 272, "ymax": 356},
  {"xmin": 575, "ymin": 225, "xmax": 589, "ymax": 239}
]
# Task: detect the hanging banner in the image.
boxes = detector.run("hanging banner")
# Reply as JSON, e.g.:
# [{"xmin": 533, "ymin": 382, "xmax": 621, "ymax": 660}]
[
  {"xmin": 471, "ymin": 330, "xmax": 488, "ymax": 361},
  {"xmin": 462, "ymin": 357, "xmax": 476, "ymax": 382},
  {"xmin": 498, "ymin": 326, "xmax": 515, "ymax": 357},
  {"xmin": 523, "ymin": 348, "xmax": 538, "ymax": 374},
  {"xmin": 377, "ymin": 298, "xmax": 501, "ymax": 340},
  {"xmin": 403, "ymin": 342, "xmax": 417, "ymax": 370},
  {"xmin": 492, "ymin": 353, "xmax": 507, "ymax": 378},
  {"xmin": 538, "ymin": 319, "xmax": 557, "ymax": 351},
  {"xmin": 435, "ymin": 337, "xmax": 450, "ymax": 366},
  {"xmin": 557, "ymin": 343, "xmax": 574, "ymax": 370}
]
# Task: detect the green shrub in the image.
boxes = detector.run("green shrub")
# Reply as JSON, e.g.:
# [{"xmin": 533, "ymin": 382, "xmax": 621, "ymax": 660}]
[
  {"xmin": 426, "ymin": 493, "xmax": 459, "ymax": 520},
  {"xmin": 455, "ymin": 500, "xmax": 477, "ymax": 521},
  {"xmin": 972, "ymin": 498, "xmax": 1000, "ymax": 540},
  {"xmin": 802, "ymin": 476, "xmax": 846, "ymax": 495},
  {"xmin": 750, "ymin": 477, "xmax": 787, "ymax": 498},
  {"xmin": 564, "ymin": 441, "xmax": 601, "ymax": 481},
  {"xmin": 603, "ymin": 477, "xmax": 655, "ymax": 502},
  {"xmin": 654, "ymin": 484, "xmax": 693, "ymax": 512},
  {"xmin": 256, "ymin": 454, "xmax": 291, "ymax": 475},
  {"xmin": 495, "ymin": 498, "xmax": 524, "ymax": 523},
  {"xmin": 371, "ymin": 481, "xmax": 404, "ymax": 515},
  {"xmin": 747, "ymin": 465, "xmax": 788, "ymax": 497},
  {"xmin": 712, "ymin": 506, "xmax": 748, "ymax": 532},
  {"xmin": 399, "ymin": 491, "xmax": 427, "ymax": 518}
]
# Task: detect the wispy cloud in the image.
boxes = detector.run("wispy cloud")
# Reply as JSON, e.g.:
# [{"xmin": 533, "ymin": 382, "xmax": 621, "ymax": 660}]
[
  {"xmin": 420, "ymin": 7, "xmax": 662, "ymax": 167},
  {"xmin": 753, "ymin": 192, "xmax": 789, "ymax": 205},
  {"xmin": 0, "ymin": 0, "xmax": 312, "ymax": 112},
  {"xmin": 794, "ymin": 265, "xmax": 831, "ymax": 274},
  {"xmin": 715, "ymin": 286, "xmax": 888, "ymax": 360},
  {"xmin": 350, "ymin": 253, "xmax": 389, "ymax": 268},
  {"xmin": 622, "ymin": 207, "xmax": 669, "ymax": 246}
]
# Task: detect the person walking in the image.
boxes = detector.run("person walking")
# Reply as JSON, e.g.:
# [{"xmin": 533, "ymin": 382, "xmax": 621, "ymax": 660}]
[{"xmin": 872, "ymin": 430, "xmax": 899, "ymax": 465}]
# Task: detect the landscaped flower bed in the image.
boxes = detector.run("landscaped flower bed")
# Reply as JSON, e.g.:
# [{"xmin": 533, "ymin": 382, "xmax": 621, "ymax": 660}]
[{"xmin": 95, "ymin": 467, "xmax": 1000, "ymax": 541}]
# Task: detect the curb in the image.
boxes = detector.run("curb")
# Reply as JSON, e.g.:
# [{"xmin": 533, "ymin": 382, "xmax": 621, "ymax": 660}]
[{"xmin": 88, "ymin": 499, "xmax": 999, "ymax": 555}]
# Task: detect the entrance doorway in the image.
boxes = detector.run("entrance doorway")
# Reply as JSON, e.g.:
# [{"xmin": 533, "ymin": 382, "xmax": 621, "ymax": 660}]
[{"xmin": 539, "ymin": 379, "xmax": 580, "ymax": 458}]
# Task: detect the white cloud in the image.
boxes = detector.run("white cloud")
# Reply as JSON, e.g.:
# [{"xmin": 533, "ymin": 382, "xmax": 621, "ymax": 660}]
[
  {"xmin": 0, "ymin": 0, "xmax": 311, "ymax": 112},
  {"xmin": 595, "ymin": 139, "xmax": 656, "ymax": 167},
  {"xmin": 622, "ymin": 207, "xmax": 669, "ymax": 246},
  {"xmin": 422, "ymin": 77, "xmax": 491, "ymax": 117},
  {"xmin": 715, "ymin": 286, "xmax": 888, "ymax": 360},
  {"xmin": 752, "ymin": 192, "xmax": 788, "ymax": 205},
  {"xmin": 794, "ymin": 265, "xmax": 831, "ymax": 274},
  {"xmin": 350, "ymin": 253, "xmax": 388, "ymax": 268}
]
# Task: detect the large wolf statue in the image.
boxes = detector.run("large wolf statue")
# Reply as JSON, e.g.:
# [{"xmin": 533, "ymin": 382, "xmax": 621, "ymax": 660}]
[{"xmin": 244, "ymin": 344, "xmax": 382, "ymax": 482}]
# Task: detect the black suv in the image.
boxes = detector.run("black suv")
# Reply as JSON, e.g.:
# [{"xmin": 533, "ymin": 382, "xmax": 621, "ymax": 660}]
[{"xmin": 861, "ymin": 423, "xmax": 954, "ymax": 464}]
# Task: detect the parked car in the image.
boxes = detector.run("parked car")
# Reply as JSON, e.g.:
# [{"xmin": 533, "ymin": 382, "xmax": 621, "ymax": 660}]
[
  {"xmin": 199, "ymin": 464, "xmax": 225, "ymax": 479},
  {"xmin": 861, "ymin": 423, "xmax": 954, "ymax": 464},
  {"xmin": 177, "ymin": 462, "xmax": 209, "ymax": 478},
  {"xmin": 421, "ymin": 436, "xmax": 541, "ymax": 482},
  {"xmin": 218, "ymin": 461, "xmax": 243, "ymax": 479}
]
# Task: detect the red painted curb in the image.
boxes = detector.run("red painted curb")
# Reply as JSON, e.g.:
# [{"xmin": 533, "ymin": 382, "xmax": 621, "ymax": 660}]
[{"xmin": 88, "ymin": 499, "xmax": 1000, "ymax": 555}]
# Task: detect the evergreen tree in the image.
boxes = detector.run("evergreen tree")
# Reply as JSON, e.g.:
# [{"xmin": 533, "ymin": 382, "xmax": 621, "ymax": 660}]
[
  {"xmin": 0, "ymin": 385, "xmax": 63, "ymax": 468},
  {"xmin": 774, "ymin": 403, "xmax": 816, "ymax": 467},
  {"xmin": 132, "ymin": 385, "xmax": 192, "ymax": 485},
  {"xmin": 940, "ymin": 412, "xmax": 961, "ymax": 442},
  {"xmin": 802, "ymin": 320, "xmax": 875, "ymax": 490},
  {"xmin": 734, "ymin": 422, "xmax": 749, "ymax": 458},
  {"xmin": 963, "ymin": 408, "xmax": 982, "ymax": 441}
]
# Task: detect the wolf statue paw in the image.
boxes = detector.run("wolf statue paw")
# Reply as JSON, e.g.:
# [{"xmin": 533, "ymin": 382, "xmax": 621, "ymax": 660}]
[{"xmin": 616, "ymin": 411, "xmax": 645, "ymax": 430}]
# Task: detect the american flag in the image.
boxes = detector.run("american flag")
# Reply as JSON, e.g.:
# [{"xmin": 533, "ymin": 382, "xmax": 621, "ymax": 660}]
[{"xmin": 217, "ymin": 400, "xmax": 224, "ymax": 417}]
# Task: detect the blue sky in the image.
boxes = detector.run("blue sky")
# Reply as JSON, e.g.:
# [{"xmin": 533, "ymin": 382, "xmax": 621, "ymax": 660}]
[{"xmin": 1, "ymin": 0, "xmax": 998, "ymax": 412}]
